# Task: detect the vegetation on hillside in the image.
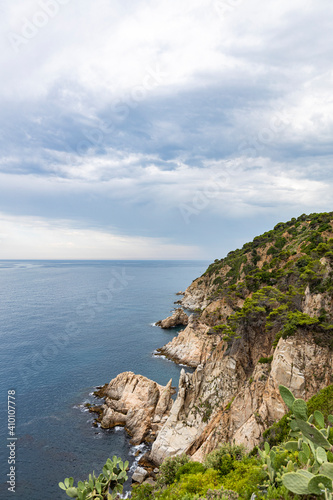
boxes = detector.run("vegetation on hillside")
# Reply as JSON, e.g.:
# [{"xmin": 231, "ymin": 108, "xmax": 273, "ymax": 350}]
[
  {"xmin": 59, "ymin": 385, "xmax": 333, "ymax": 499},
  {"xmin": 200, "ymin": 212, "xmax": 333, "ymax": 351},
  {"xmin": 130, "ymin": 385, "xmax": 333, "ymax": 500},
  {"xmin": 60, "ymin": 212, "xmax": 333, "ymax": 500}
]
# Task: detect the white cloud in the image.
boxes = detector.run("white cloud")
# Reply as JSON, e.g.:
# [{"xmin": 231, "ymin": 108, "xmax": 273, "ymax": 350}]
[
  {"xmin": 0, "ymin": 213, "xmax": 201, "ymax": 259},
  {"xmin": 0, "ymin": 0, "xmax": 332, "ymax": 258},
  {"xmin": 1, "ymin": 151, "xmax": 332, "ymax": 218}
]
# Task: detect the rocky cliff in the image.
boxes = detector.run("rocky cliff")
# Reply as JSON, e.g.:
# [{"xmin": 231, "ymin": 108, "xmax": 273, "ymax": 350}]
[
  {"xmin": 99, "ymin": 212, "xmax": 333, "ymax": 467},
  {"xmin": 98, "ymin": 372, "xmax": 174, "ymax": 444}
]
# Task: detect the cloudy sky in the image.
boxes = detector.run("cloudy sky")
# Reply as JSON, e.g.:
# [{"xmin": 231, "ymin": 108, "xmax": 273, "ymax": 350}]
[{"xmin": 0, "ymin": 0, "xmax": 332, "ymax": 259}]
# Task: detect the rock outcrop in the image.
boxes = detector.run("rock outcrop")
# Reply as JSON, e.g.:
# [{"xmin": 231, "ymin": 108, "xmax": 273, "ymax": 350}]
[
  {"xmin": 150, "ymin": 332, "xmax": 333, "ymax": 464},
  {"xmin": 156, "ymin": 308, "xmax": 189, "ymax": 328},
  {"xmin": 180, "ymin": 281, "xmax": 209, "ymax": 310},
  {"xmin": 156, "ymin": 317, "xmax": 222, "ymax": 367},
  {"xmin": 100, "ymin": 372, "xmax": 173, "ymax": 444},
  {"xmin": 98, "ymin": 213, "xmax": 333, "ymax": 468},
  {"xmin": 132, "ymin": 467, "xmax": 148, "ymax": 484}
]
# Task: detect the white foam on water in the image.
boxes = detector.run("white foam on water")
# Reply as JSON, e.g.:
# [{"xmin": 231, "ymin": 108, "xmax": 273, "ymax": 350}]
[
  {"xmin": 128, "ymin": 442, "xmax": 150, "ymax": 473},
  {"xmin": 152, "ymin": 351, "xmax": 189, "ymax": 368}
]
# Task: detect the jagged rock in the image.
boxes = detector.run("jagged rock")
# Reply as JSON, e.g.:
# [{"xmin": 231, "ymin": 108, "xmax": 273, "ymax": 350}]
[
  {"xmin": 156, "ymin": 308, "xmax": 188, "ymax": 328},
  {"xmin": 303, "ymin": 285, "xmax": 332, "ymax": 318},
  {"xmin": 100, "ymin": 214, "xmax": 333, "ymax": 466},
  {"xmin": 150, "ymin": 368, "xmax": 207, "ymax": 464},
  {"xmin": 100, "ymin": 372, "xmax": 173, "ymax": 444},
  {"xmin": 132, "ymin": 466, "xmax": 148, "ymax": 483},
  {"xmin": 180, "ymin": 283, "xmax": 208, "ymax": 310},
  {"xmin": 156, "ymin": 321, "xmax": 221, "ymax": 367},
  {"xmin": 151, "ymin": 327, "xmax": 333, "ymax": 464},
  {"xmin": 143, "ymin": 477, "xmax": 156, "ymax": 486}
]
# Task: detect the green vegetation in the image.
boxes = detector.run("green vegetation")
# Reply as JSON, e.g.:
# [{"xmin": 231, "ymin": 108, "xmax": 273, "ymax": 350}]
[
  {"xmin": 59, "ymin": 456, "xmax": 128, "ymax": 499},
  {"xmin": 258, "ymin": 355, "xmax": 273, "ymax": 364},
  {"xmin": 199, "ymin": 212, "xmax": 333, "ymax": 351},
  {"xmin": 203, "ymin": 212, "xmax": 333, "ymax": 297},
  {"xmin": 130, "ymin": 385, "xmax": 333, "ymax": 500}
]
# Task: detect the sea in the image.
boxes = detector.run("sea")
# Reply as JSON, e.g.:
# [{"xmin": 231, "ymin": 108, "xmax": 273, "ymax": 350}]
[{"xmin": 0, "ymin": 260, "xmax": 209, "ymax": 500}]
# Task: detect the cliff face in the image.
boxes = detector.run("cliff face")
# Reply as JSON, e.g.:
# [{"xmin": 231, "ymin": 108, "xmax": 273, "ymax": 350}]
[
  {"xmin": 149, "ymin": 212, "xmax": 333, "ymax": 463},
  {"xmin": 156, "ymin": 316, "xmax": 222, "ymax": 367},
  {"xmin": 100, "ymin": 212, "xmax": 333, "ymax": 465},
  {"xmin": 99, "ymin": 372, "xmax": 174, "ymax": 445}
]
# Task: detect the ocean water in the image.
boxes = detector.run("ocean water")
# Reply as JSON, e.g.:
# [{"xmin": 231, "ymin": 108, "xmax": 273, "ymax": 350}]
[{"xmin": 0, "ymin": 260, "xmax": 208, "ymax": 500}]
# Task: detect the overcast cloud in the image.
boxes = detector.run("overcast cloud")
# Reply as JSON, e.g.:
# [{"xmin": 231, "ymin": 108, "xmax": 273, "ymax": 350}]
[{"xmin": 0, "ymin": 0, "xmax": 332, "ymax": 259}]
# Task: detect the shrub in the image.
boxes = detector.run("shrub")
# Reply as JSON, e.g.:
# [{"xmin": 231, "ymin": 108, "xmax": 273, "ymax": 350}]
[
  {"xmin": 257, "ymin": 484, "xmax": 293, "ymax": 500},
  {"xmin": 199, "ymin": 488, "xmax": 239, "ymax": 499},
  {"xmin": 177, "ymin": 469, "xmax": 222, "ymax": 496},
  {"xmin": 262, "ymin": 414, "xmax": 290, "ymax": 448},
  {"xmin": 157, "ymin": 453, "xmax": 190, "ymax": 486},
  {"xmin": 258, "ymin": 356, "xmax": 273, "ymax": 364},
  {"xmin": 131, "ymin": 482, "xmax": 154, "ymax": 500},
  {"xmin": 175, "ymin": 462, "xmax": 206, "ymax": 481},
  {"xmin": 204, "ymin": 443, "xmax": 246, "ymax": 475},
  {"xmin": 221, "ymin": 458, "xmax": 265, "ymax": 499}
]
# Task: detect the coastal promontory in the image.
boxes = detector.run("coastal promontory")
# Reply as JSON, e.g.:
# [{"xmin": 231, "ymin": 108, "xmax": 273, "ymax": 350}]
[{"xmin": 96, "ymin": 212, "xmax": 333, "ymax": 468}]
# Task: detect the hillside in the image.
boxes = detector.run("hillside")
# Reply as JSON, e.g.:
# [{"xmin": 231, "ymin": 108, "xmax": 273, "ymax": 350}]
[
  {"xmin": 150, "ymin": 212, "xmax": 333, "ymax": 463},
  {"xmin": 96, "ymin": 212, "xmax": 333, "ymax": 474}
]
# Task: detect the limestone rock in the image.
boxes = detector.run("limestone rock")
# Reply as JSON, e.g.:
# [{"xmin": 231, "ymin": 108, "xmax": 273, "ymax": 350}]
[
  {"xmin": 132, "ymin": 466, "xmax": 148, "ymax": 483},
  {"xmin": 150, "ymin": 368, "xmax": 207, "ymax": 464},
  {"xmin": 150, "ymin": 325, "xmax": 333, "ymax": 464},
  {"xmin": 100, "ymin": 372, "xmax": 173, "ymax": 444},
  {"xmin": 181, "ymin": 285, "xmax": 208, "ymax": 311},
  {"xmin": 156, "ymin": 308, "xmax": 188, "ymax": 329},
  {"xmin": 156, "ymin": 321, "xmax": 221, "ymax": 367}
]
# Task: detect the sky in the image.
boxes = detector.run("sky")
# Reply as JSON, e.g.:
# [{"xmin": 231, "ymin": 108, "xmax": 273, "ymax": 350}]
[{"xmin": 0, "ymin": 0, "xmax": 332, "ymax": 260}]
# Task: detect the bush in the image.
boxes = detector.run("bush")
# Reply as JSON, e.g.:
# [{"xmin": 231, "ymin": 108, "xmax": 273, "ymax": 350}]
[
  {"xmin": 204, "ymin": 443, "xmax": 246, "ymax": 475},
  {"xmin": 220, "ymin": 458, "xmax": 265, "ymax": 499},
  {"xmin": 177, "ymin": 469, "xmax": 221, "ymax": 496},
  {"xmin": 199, "ymin": 488, "xmax": 239, "ymax": 500},
  {"xmin": 257, "ymin": 484, "xmax": 293, "ymax": 500},
  {"xmin": 258, "ymin": 356, "xmax": 273, "ymax": 364},
  {"xmin": 157, "ymin": 453, "xmax": 190, "ymax": 486},
  {"xmin": 262, "ymin": 414, "xmax": 290, "ymax": 448},
  {"xmin": 175, "ymin": 462, "xmax": 206, "ymax": 481},
  {"xmin": 156, "ymin": 470, "xmax": 222, "ymax": 499},
  {"xmin": 131, "ymin": 482, "xmax": 154, "ymax": 500}
]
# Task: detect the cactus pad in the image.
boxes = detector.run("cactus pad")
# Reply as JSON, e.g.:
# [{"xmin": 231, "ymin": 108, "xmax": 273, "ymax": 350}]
[
  {"xmin": 282, "ymin": 472, "xmax": 311, "ymax": 495},
  {"xmin": 279, "ymin": 385, "xmax": 296, "ymax": 410}
]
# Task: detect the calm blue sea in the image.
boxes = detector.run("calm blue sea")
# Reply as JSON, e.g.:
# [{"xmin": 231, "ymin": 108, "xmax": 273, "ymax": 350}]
[{"xmin": 0, "ymin": 260, "xmax": 208, "ymax": 500}]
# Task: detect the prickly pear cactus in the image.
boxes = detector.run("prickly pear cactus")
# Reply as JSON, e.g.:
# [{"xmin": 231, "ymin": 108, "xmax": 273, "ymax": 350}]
[
  {"xmin": 59, "ymin": 456, "xmax": 128, "ymax": 499},
  {"xmin": 279, "ymin": 385, "xmax": 295, "ymax": 410},
  {"xmin": 278, "ymin": 386, "xmax": 333, "ymax": 498}
]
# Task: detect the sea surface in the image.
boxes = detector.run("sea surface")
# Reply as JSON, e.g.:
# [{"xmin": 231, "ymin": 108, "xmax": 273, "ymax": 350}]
[{"xmin": 0, "ymin": 260, "xmax": 209, "ymax": 500}]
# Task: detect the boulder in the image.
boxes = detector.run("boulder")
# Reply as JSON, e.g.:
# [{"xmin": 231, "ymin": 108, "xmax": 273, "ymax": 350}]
[
  {"xmin": 132, "ymin": 466, "xmax": 148, "ymax": 484},
  {"xmin": 100, "ymin": 372, "xmax": 173, "ymax": 445},
  {"xmin": 156, "ymin": 308, "xmax": 188, "ymax": 329}
]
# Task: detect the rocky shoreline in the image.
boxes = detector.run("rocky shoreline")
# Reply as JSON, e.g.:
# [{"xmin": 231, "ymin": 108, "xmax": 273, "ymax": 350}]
[
  {"xmin": 90, "ymin": 282, "xmax": 333, "ymax": 484},
  {"xmin": 88, "ymin": 214, "xmax": 333, "ymax": 484}
]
